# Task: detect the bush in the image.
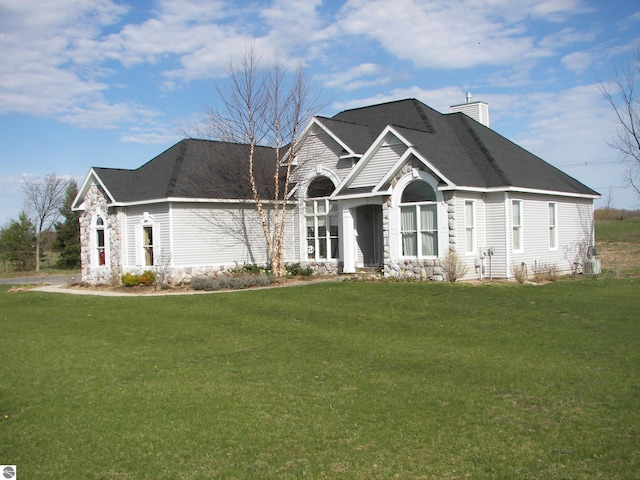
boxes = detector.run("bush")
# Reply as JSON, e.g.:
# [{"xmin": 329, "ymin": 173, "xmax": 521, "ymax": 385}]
[
  {"xmin": 121, "ymin": 273, "xmax": 140, "ymax": 287},
  {"xmin": 286, "ymin": 263, "xmax": 314, "ymax": 277},
  {"xmin": 532, "ymin": 262, "xmax": 559, "ymax": 282},
  {"xmin": 121, "ymin": 270, "xmax": 156, "ymax": 287},
  {"xmin": 192, "ymin": 274, "xmax": 276, "ymax": 291},
  {"xmin": 192, "ymin": 276, "xmax": 221, "ymax": 291},
  {"xmin": 230, "ymin": 263, "xmax": 272, "ymax": 276},
  {"xmin": 511, "ymin": 262, "xmax": 528, "ymax": 284},
  {"xmin": 442, "ymin": 251, "xmax": 468, "ymax": 283}
]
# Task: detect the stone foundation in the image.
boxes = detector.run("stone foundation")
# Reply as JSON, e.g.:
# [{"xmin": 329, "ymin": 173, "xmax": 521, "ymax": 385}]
[{"xmin": 384, "ymin": 259, "xmax": 444, "ymax": 281}]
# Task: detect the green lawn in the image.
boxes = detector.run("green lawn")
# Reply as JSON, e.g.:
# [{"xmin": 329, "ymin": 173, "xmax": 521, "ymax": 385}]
[{"xmin": 1, "ymin": 280, "xmax": 639, "ymax": 479}]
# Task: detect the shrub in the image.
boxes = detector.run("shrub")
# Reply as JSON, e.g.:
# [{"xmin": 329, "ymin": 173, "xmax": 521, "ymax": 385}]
[
  {"xmin": 511, "ymin": 262, "xmax": 528, "ymax": 284},
  {"xmin": 230, "ymin": 263, "xmax": 272, "ymax": 276},
  {"xmin": 286, "ymin": 263, "xmax": 314, "ymax": 277},
  {"xmin": 121, "ymin": 270, "xmax": 156, "ymax": 287},
  {"xmin": 192, "ymin": 276, "xmax": 221, "ymax": 291},
  {"xmin": 121, "ymin": 273, "xmax": 141, "ymax": 287},
  {"xmin": 139, "ymin": 270, "xmax": 156, "ymax": 286},
  {"xmin": 442, "ymin": 251, "xmax": 468, "ymax": 284},
  {"xmin": 532, "ymin": 262, "xmax": 559, "ymax": 283},
  {"xmin": 192, "ymin": 274, "xmax": 276, "ymax": 291}
]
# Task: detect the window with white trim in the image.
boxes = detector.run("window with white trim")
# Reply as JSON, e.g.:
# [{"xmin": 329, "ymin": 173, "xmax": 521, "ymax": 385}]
[
  {"xmin": 94, "ymin": 216, "xmax": 106, "ymax": 266},
  {"xmin": 400, "ymin": 180, "xmax": 438, "ymax": 257},
  {"xmin": 305, "ymin": 177, "xmax": 338, "ymax": 261},
  {"xmin": 512, "ymin": 200, "xmax": 523, "ymax": 251},
  {"xmin": 137, "ymin": 212, "xmax": 159, "ymax": 267},
  {"xmin": 548, "ymin": 202, "xmax": 557, "ymax": 249},
  {"xmin": 465, "ymin": 200, "xmax": 475, "ymax": 254},
  {"xmin": 143, "ymin": 225, "xmax": 154, "ymax": 266}
]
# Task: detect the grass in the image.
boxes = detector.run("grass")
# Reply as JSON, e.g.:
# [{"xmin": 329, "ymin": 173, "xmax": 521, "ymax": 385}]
[
  {"xmin": 1, "ymin": 279, "xmax": 639, "ymax": 479},
  {"xmin": 596, "ymin": 218, "xmax": 640, "ymax": 276}
]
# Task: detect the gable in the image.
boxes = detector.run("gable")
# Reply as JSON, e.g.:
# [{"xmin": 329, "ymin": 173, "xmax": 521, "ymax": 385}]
[
  {"xmin": 73, "ymin": 169, "xmax": 114, "ymax": 211},
  {"xmin": 348, "ymin": 134, "xmax": 406, "ymax": 189}
]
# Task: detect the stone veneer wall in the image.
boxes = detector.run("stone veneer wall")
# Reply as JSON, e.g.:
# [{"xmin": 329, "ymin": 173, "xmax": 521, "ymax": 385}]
[{"xmin": 79, "ymin": 185, "xmax": 122, "ymax": 285}]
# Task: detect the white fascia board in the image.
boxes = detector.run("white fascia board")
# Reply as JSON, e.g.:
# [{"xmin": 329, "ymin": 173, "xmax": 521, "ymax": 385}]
[
  {"xmin": 113, "ymin": 197, "xmax": 294, "ymax": 208},
  {"xmin": 72, "ymin": 168, "xmax": 117, "ymax": 210},
  {"xmin": 332, "ymin": 191, "xmax": 379, "ymax": 200},
  {"xmin": 451, "ymin": 185, "xmax": 600, "ymax": 199}
]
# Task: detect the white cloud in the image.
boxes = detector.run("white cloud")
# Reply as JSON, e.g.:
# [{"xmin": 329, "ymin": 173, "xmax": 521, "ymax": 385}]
[
  {"xmin": 319, "ymin": 63, "xmax": 399, "ymax": 91},
  {"xmin": 0, "ymin": 0, "xmax": 134, "ymax": 127},
  {"xmin": 331, "ymin": 85, "xmax": 466, "ymax": 114},
  {"xmin": 499, "ymin": 84, "xmax": 627, "ymax": 201},
  {"xmin": 335, "ymin": 0, "xmax": 575, "ymax": 70},
  {"xmin": 561, "ymin": 51, "xmax": 594, "ymax": 74}
]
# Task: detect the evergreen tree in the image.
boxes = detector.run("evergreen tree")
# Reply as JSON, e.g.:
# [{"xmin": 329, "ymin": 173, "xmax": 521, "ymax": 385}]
[
  {"xmin": 0, "ymin": 213, "xmax": 37, "ymax": 271},
  {"xmin": 54, "ymin": 180, "xmax": 81, "ymax": 269}
]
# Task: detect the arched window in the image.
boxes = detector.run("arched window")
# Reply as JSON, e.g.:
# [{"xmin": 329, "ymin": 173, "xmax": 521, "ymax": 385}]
[
  {"xmin": 400, "ymin": 181, "xmax": 438, "ymax": 257},
  {"xmin": 305, "ymin": 176, "xmax": 338, "ymax": 260},
  {"xmin": 93, "ymin": 215, "xmax": 107, "ymax": 266}
]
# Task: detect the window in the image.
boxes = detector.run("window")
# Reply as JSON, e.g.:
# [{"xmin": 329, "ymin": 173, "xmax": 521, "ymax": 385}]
[
  {"xmin": 306, "ymin": 177, "xmax": 338, "ymax": 260},
  {"xmin": 512, "ymin": 200, "xmax": 522, "ymax": 251},
  {"xmin": 137, "ymin": 212, "xmax": 158, "ymax": 267},
  {"xmin": 95, "ymin": 216, "xmax": 106, "ymax": 266},
  {"xmin": 306, "ymin": 199, "xmax": 338, "ymax": 260},
  {"xmin": 465, "ymin": 200, "xmax": 475, "ymax": 254},
  {"xmin": 548, "ymin": 202, "xmax": 557, "ymax": 249},
  {"xmin": 400, "ymin": 181, "xmax": 438, "ymax": 257},
  {"xmin": 143, "ymin": 225, "xmax": 154, "ymax": 266}
]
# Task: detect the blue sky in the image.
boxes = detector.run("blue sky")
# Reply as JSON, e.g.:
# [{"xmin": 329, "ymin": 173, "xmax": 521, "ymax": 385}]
[{"xmin": 1, "ymin": 0, "xmax": 639, "ymax": 226}]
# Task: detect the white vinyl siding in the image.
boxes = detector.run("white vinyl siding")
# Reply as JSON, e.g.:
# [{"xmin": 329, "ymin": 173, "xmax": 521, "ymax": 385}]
[
  {"xmin": 168, "ymin": 203, "xmax": 298, "ymax": 268},
  {"xmin": 484, "ymin": 193, "xmax": 508, "ymax": 278},
  {"xmin": 291, "ymin": 126, "xmax": 354, "ymax": 186},
  {"xmin": 507, "ymin": 195, "xmax": 595, "ymax": 277},
  {"xmin": 349, "ymin": 143, "xmax": 405, "ymax": 189},
  {"xmin": 123, "ymin": 206, "xmax": 169, "ymax": 268}
]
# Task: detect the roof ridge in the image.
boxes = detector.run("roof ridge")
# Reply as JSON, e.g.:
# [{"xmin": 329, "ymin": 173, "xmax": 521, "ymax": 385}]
[
  {"xmin": 455, "ymin": 114, "xmax": 511, "ymax": 186},
  {"xmin": 165, "ymin": 139, "xmax": 189, "ymax": 197},
  {"xmin": 409, "ymin": 99, "xmax": 436, "ymax": 134}
]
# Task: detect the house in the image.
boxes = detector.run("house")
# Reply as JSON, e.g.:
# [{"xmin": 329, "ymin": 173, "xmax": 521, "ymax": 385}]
[{"xmin": 73, "ymin": 98, "xmax": 599, "ymax": 284}]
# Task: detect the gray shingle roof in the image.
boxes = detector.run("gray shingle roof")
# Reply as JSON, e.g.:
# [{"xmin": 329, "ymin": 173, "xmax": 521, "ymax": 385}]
[
  {"xmin": 90, "ymin": 98, "xmax": 598, "ymax": 204},
  {"xmin": 329, "ymin": 98, "xmax": 598, "ymax": 196},
  {"xmin": 93, "ymin": 139, "xmax": 282, "ymax": 203}
]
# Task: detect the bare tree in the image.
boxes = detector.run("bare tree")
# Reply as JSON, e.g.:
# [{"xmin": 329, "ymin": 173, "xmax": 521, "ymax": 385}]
[
  {"xmin": 23, "ymin": 174, "xmax": 68, "ymax": 272},
  {"xmin": 601, "ymin": 47, "xmax": 640, "ymax": 201},
  {"xmin": 199, "ymin": 45, "xmax": 320, "ymax": 276}
]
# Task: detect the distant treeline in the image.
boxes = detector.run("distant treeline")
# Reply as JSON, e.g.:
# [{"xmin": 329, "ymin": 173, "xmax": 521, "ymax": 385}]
[{"xmin": 595, "ymin": 208, "xmax": 640, "ymax": 222}]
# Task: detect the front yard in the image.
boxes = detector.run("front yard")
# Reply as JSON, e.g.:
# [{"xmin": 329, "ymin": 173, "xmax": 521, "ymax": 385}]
[{"xmin": 1, "ymin": 278, "xmax": 639, "ymax": 479}]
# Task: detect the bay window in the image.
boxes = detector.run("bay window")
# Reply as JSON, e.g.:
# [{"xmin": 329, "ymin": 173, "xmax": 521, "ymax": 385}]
[{"xmin": 400, "ymin": 180, "xmax": 438, "ymax": 257}]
